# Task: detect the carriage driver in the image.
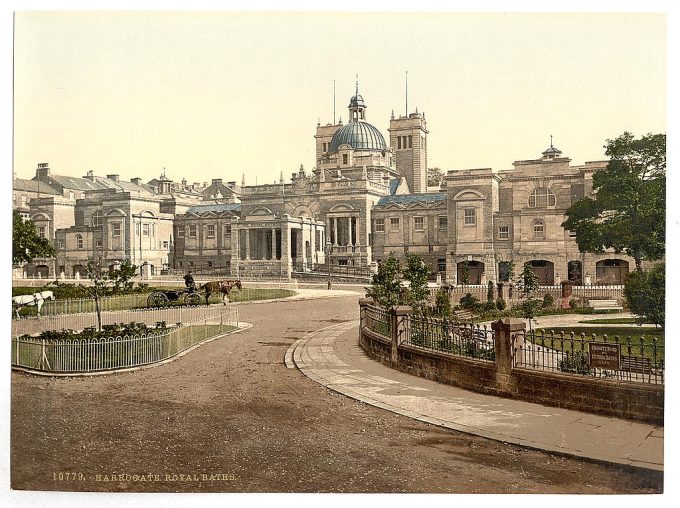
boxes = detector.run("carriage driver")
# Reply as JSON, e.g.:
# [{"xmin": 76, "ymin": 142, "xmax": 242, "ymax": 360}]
[{"xmin": 183, "ymin": 271, "xmax": 196, "ymax": 291}]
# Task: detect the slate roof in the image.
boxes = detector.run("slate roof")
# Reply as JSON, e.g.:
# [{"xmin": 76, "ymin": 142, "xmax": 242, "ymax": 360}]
[
  {"xmin": 377, "ymin": 192, "xmax": 447, "ymax": 206},
  {"xmin": 388, "ymin": 178, "xmax": 400, "ymax": 195},
  {"xmin": 186, "ymin": 203, "xmax": 242, "ymax": 214},
  {"xmin": 13, "ymin": 178, "xmax": 60, "ymax": 194}
]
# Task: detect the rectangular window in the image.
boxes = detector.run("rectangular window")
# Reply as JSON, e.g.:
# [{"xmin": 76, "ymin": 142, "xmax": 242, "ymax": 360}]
[
  {"xmin": 397, "ymin": 137, "xmax": 402, "ymax": 149},
  {"xmin": 57, "ymin": 239, "xmax": 64, "ymax": 249},
  {"xmin": 375, "ymin": 218, "xmax": 385, "ymax": 232},
  {"xmin": 498, "ymin": 226, "xmax": 509, "ymax": 239},
  {"xmin": 568, "ymin": 230, "xmax": 577, "ymax": 238},
  {"xmin": 534, "ymin": 222, "xmax": 545, "ymax": 239},
  {"xmin": 162, "ymin": 241, "xmax": 169, "ymax": 249},
  {"xmin": 207, "ymin": 224, "xmax": 216, "ymax": 238},
  {"xmin": 390, "ymin": 217, "xmax": 400, "ymax": 231},
  {"xmin": 438, "ymin": 216, "xmax": 447, "ymax": 230},
  {"xmin": 408, "ymin": 135, "xmax": 413, "ymax": 148},
  {"xmin": 111, "ymin": 222, "xmax": 121, "ymax": 237},
  {"xmin": 188, "ymin": 225, "xmax": 197, "ymax": 238},
  {"xmin": 208, "ymin": 261, "xmax": 213, "ymax": 268},
  {"xmin": 95, "ymin": 239, "xmax": 103, "ymax": 249},
  {"xmin": 463, "ymin": 208, "xmax": 476, "ymax": 225},
  {"xmin": 177, "ymin": 225, "xmax": 185, "ymax": 238},
  {"xmin": 37, "ymin": 226, "xmax": 46, "ymax": 238},
  {"xmin": 414, "ymin": 216, "xmax": 424, "ymax": 231},
  {"xmin": 342, "ymin": 153, "xmax": 348, "ymax": 165},
  {"xmin": 438, "ymin": 259, "xmax": 446, "ymax": 272},
  {"xmin": 142, "ymin": 224, "xmax": 150, "ymax": 236}
]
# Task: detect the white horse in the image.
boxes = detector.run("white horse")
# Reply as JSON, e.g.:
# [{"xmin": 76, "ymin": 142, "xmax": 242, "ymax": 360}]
[{"xmin": 12, "ymin": 291, "xmax": 55, "ymax": 318}]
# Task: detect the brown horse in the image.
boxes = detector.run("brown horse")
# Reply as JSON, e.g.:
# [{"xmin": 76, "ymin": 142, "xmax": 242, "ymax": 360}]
[{"xmin": 200, "ymin": 279, "xmax": 242, "ymax": 306}]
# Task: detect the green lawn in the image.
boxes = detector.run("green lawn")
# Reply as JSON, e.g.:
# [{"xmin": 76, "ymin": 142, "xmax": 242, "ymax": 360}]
[
  {"xmin": 12, "ymin": 287, "xmax": 296, "ymax": 317},
  {"xmin": 532, "ymin": 326, "xmax": 664, "ymax": 361},
  {"xmin": 578, "ymin": 317, "xmax": 655, "ymax": 325}
]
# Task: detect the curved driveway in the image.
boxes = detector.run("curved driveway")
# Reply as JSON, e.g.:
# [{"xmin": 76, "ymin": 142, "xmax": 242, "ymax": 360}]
[{"xmin": 10, "ymin": 290, "xmax": 661, "ymax": 493}]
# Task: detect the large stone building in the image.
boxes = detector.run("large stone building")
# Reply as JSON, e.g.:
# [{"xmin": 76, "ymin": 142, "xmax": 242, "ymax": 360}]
[{"xmin": 14, "ymin": 85, "xmax": 637, "ymax": 284}]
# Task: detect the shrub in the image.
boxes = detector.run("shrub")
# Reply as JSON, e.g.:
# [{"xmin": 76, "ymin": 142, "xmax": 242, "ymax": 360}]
[
  {"xmin": 542, "ymin": 293, "xmax": 555, "ymax": 308},
  {"xmin": 496, "ymin": 297, "xmax": 507, "ymax": 311},
  {"xmin": 487, "ymin": 281, "xmax": 495, "ymax": 302},
  {"xmin": 459, "ymin": 293, "xmax": 479, "ymax": 310},
  {"xmin": 624, "ymin": 264, "xmax": 665, "ymax": 328},
  {"xmin": 482, "ymin": 300, "xmax": 496, "ymax": 312}
]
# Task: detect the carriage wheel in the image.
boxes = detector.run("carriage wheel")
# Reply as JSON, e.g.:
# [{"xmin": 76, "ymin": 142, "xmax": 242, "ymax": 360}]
[
  {"xmin": 184, "ymin": 293, "xmax": 202, "ymax": 306},
  {"xmin": 147, "ymin": 292, "xmax": 169, "ymax": 308}
]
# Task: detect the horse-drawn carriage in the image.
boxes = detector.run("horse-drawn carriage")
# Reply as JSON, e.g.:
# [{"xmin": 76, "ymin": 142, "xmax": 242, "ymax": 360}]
[{"xmin": 146, "ymin": 287, "xmax": 202, "ymax": 307}]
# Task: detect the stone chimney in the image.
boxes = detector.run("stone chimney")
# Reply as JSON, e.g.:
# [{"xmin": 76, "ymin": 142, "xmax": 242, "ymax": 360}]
[
  {"xmin": 131, "ymin": 177, "xmax": 141, "ymax": 186},
  {"xmin": 212, "ymin": 178, "xmax": 223, "ymax": 186},
  {"xmin": 84, "ymin": 170, "xmax": 95, "ymax": 180},
  {"xmin": 36, "ymin": 162, "xmax": 50, "ymax": 180},
  {"xmin": 227, "ymin": 181, "xmax": 236, "ymax": 188},
  {"xmin": 107, "ymin": 174, "xmax": 120, "ymax": 182}
]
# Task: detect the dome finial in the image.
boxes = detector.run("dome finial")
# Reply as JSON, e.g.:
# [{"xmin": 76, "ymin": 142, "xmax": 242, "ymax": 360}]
[
  {"xmin": 356, "ymin": 74, "xmax": 359, "ymax": 96},
  {"xmin": 550, "ymin": 134, "xmax": 554, "ymax": 148}
]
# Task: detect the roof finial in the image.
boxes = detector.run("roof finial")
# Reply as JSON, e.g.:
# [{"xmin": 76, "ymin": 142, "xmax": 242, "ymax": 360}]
[
  {"xmin": 355, "ymin": 74, "xmax": 359, "ymax": 96},
  {"xmin": 405, "ymin": 70, "xmax": 408, "ymax": 116},
  {"xmin": 550, "ymin": 134, "xmax": 553, "ymax": 148},
  {"xmin": 333, "ymin": 79, "xmax": 336, "ymax": 124}
]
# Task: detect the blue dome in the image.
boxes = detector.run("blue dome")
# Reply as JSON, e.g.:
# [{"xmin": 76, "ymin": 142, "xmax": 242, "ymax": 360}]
[{"xmin": 329, "ymin": 121, "xmax": 387, "ymax": 153}]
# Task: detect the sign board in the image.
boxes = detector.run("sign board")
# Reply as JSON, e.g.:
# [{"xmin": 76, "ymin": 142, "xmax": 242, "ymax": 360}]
[{"xmin": 588, "ymin": 342, "xmax": 621, "ymax": 370}]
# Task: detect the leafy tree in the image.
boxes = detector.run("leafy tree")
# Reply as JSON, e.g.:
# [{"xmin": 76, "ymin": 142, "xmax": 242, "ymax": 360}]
[
  {"xmin": 517, "ymin": 263, "xmax": 541, "ymax": 332},
  {"xmin": 487, "ymin": 280, "xmax": 495, "ymax": 302},
  {"xmin": 109, "ymin": 259, "xmax": 138, "ymax": 293},
  {"xmin": 459, "ymin": 261, "xmax": 470, "ymax": 285},
  {"xmin": 12, "ymin": 210, "xmax": 55, "ymax": 266},
  {"xmin": 402, "ymin": 253, "xmax": 431, "ymax": 314},
  {"xmin": 433, "ymin": 287, "xmax": 452, "ymax": 318},
  {"xmin": 366, "ymin": 254, "xmax": 402, "ymax": 310},
  {"xmin": 562, "ymin": 132, "xmax": 665, "ymax": 271},
  {"xmin": 427, "ymin": 167, "xmax": 444, "ymax": 187},
  {"xmin": 79, "ymin": 256, "xmax": 137, "ymax": 331},
  {"xmin": 624, "ymin": 264, "xmax": 665, "ymax": 328}
]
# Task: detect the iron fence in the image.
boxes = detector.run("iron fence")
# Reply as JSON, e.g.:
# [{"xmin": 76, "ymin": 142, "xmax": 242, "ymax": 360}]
[
  {"xmin": 361, "ymin": 305, "xmax": 391, "ymax": 339},
  {"xmin": 12, "ymin": 305, "xmax": 238, "ymax": 338},
  {"xmin": 513, "ymin": 330, "xmax": 664, "ymax": 384},
  {"xmin": 401, "ymin": 314, "xmax": 495, "ymax": 361},
  {"xmin": 14, "ymin": 294, "xmax": 151, "ymax": 318},
  {"xmin": 11, "ymin": 307, "xmax": 238, "ymax": 373}
]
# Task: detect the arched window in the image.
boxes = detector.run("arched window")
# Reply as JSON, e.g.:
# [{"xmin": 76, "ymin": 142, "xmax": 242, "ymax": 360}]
[
  {"xmin": 75, "ymin": 234, "xmax": 84, "ymax": 249},
  {"xmin": 528, "ymin": 187, "xmax": 556, "ymax": 208},
  {"xmin": 533, "ymin": 219, "xmax": 545, "ymax": 239},
  {"xmin": 92, "ymin": 211, "xmax": 102, "ymax": 227}
]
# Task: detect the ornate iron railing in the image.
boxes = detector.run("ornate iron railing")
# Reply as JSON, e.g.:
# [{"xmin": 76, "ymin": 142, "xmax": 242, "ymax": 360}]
[
  {"xmin": 401, "ymin": 315, "xmax": 495, "ymax": 361},
  {"xmin": 513, "ymin": 330, "xmax": 664, "ymax": 384}
]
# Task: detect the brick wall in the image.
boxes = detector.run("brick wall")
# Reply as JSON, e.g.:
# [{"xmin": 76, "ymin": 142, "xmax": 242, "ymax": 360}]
[{"xmin": 359, "ymin": 302, "xmax": 664, "ymax": 426}]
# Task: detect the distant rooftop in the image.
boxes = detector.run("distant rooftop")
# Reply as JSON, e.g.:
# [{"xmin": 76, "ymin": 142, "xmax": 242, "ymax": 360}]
[{"xmin": 377, "ymin": 192, "xmax": 447, "ymax": 206}]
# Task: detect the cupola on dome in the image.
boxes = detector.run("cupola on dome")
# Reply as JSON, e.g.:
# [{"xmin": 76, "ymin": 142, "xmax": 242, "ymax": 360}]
[{"xmin": 329, "ymin": 121, "xmax": 387, "ymax": 152}]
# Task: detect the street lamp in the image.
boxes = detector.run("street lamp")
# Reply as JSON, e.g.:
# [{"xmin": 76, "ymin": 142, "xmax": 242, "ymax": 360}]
[{"xmin": 326, "ymin": 240, "xmax": 332, "ymax": 290}]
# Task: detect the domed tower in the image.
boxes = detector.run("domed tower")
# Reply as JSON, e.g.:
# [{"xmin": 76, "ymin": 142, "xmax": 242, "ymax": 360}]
[{"xmin": 316, "ymin": 81, "xmax": 395, "ymax": 177}]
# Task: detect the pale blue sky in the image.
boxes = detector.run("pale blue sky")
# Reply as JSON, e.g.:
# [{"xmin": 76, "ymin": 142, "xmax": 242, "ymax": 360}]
[{"xmin": 13, "ymin": 11, "xmax": 666, "ymax": 184}]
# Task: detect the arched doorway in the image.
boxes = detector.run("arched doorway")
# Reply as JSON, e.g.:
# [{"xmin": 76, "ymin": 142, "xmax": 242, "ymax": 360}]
[
  {"xmin": 526, "ymin": 260, "xmax": 554, "ymax": 285},
  {"xmin": 72, "ymin": 264, "xmax": 86, "ymax": 278},
  {"xmin": 567, "ymin": 261, "xmax": 583, "ymax": 284},
  {"xmin": 34, "ymin": 265, "xmax": 49, "ymax": 278},
  {"xmin": 596, "ymin": 259, "xmax": 629, "ymax": 284},
  {"xmin": 498, "ymin": 261, "xmax": 513, "ymax": 282},
  {"xmin": 457, "ymin": 261, "xmax": 484, "ymax": 285}
]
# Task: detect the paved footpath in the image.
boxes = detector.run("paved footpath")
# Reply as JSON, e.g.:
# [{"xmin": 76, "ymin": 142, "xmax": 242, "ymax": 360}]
[{"xmin": 289, "ymin": 321, "xmax": 663, "ymax": 472}]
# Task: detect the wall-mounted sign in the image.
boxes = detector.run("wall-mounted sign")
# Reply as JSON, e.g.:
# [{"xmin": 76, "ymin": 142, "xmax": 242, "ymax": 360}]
[{"xmin": 588, "ymin": 342, "xmax": 621, "ymax": 370}]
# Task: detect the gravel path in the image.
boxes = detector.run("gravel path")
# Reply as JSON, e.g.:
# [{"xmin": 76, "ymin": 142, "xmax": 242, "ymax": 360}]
[{"xmin": 10, "ymin": 293, "xmax": 662, "ymax": 493}]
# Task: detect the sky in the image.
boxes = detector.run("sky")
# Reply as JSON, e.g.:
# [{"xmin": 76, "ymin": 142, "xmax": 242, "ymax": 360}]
[{"xmin": 12, "ymin": 11, "xmax": 666, "ymax": 185}]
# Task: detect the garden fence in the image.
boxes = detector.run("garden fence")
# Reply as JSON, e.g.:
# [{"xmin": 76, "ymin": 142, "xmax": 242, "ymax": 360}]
[{"xmin": 11, "ymin": 306, "xmax": 238, "ymax": 374}]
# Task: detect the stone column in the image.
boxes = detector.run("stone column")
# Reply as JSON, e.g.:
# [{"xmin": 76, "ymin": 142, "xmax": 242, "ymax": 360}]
[
  {"xmin": 245, "ymin": 229, "xmax": 251, "ymax": 260},
  {"xmin": 348, "ymin": 216, "xmax": 353, "ymax": 246},
  {"xmin": 300, "ymin": 220, "xmax": 307, "ymax": 271},
  {"xmin": 280, "ymin": 217, "xmax": 292, "ymax": 279},
  {"xmin": 390, "ymin": 305, "xmax": 413, "ymax": 364},
  {"xmin": 271, "ymin": 228, "xmax": 276, "ymax": 260},
  {"xmin": 333, "ymin": 217, "xmax": 338, "ymax": 246},
  {"xmin": 230, "ymin": 218, "xmax": 239, "ymax": 277},
  {"xmin": 491, "ymin": 318, "xmax": 525, "ymax": 393}
]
